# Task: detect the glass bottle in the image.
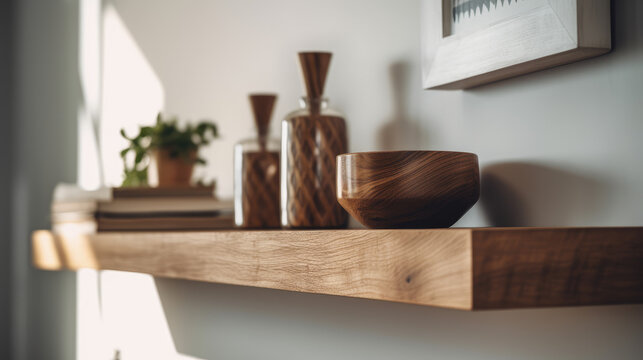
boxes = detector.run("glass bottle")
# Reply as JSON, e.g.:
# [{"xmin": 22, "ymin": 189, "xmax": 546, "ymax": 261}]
[
  {"xmin": 281, "ymin": 52, "xmax": 348, "ymax": 228},
  {"xmin": 234, "ymin": 94, "xmax": 281, "ymax": 228}
]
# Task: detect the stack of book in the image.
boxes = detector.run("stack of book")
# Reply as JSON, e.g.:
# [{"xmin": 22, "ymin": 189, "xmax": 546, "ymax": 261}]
[{"xmin": 51, "ymin": 184, "xmax": 233, "ymax": 233}]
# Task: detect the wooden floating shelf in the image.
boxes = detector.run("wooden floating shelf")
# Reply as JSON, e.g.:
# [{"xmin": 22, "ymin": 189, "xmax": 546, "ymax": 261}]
[{"xmin": 32, "ymin": 227, "xmax": 643, "ymax": 311}]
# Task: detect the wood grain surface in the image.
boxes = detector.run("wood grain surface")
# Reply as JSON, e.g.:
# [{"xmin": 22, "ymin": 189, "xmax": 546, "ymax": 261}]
[
  {"xmin": 283, "ymin": 115, "xmax": 348, "ymax": 228},
  {"xmin": 33, "ymin": 229, "xmax": 472, "ymax": 309},
  {"xmin": 32, "ymin": 227, "xmax": 643, "ymax": 310},
  {"xmin": 240, "ymin": 151, "xmax": 280, "ymax": 228},
  {"xmin": 298, "ymin": 52, "xmax": 332, "ymax": 103},
  {"xmin": 249, "ymin": 93, "xmax": 277, "ymax": 139},
  {"xmin": 282, "ymin": 51, "xmax": 348, "ymax": 228},
  {"xmin": 472, "ymin": 227, "xmax": 643, "ymax": 309},
  {"xmin": 237, "ymin": 93, "xmax": 281, "ymax": 228},
  {"xmin": 337, "ymin": 151, "xmax": 479, "ymax": 228}
]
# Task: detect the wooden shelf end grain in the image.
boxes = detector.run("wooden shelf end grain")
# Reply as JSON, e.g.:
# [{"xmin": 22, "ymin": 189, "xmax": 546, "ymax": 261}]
[{"xmin": 32, "ymin": 227, "xmax": 643, "ymax": 311}]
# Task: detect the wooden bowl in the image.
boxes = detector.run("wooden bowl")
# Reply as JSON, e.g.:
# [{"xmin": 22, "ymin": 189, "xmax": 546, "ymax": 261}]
[{"xmin": 337, "ymin": 151, "xmax": 479, "ymax": 228}]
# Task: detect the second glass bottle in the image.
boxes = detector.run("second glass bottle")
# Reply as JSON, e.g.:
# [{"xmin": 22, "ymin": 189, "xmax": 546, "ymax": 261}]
[
  {"xmin": 234, "ymin": 94, "xmax": 281, "ymax": 228},
  {"xmin": 281, "ymin": 52, "xmax": 348, "ymax": 228}
]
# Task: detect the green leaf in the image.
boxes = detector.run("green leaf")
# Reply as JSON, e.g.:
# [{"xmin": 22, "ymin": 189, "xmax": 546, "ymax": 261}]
[
  {"xmin": 134, "ymin": 149, "xmax": 145, "ymax": 164},
  {"xmin": 120, "ymin": 113, "xmax": 219, "ymax": 187},
  {"xmin": 139, "ymin": 126, "xmax": 154, "ymax": 137}
]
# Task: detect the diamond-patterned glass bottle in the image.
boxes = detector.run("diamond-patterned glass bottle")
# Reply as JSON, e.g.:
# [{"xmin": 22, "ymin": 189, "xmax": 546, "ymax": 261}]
[
  {"xmin": 280, "ymin": 52, "xmax": 348, "ymax": 228},
  {"xmin": 234, "ymin": 94, "xmax": 281, "ymax": 228}
]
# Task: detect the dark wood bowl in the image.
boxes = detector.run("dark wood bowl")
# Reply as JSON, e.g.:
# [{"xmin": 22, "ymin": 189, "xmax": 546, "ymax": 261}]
[{"xmin": 337, "ymin": 151, "xmax": 479, "ymax": 228}]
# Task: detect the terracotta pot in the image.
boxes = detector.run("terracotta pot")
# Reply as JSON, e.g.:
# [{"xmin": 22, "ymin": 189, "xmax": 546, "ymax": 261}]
[{"xmin": 155, "ymin": 148, "xmax": 197, "ymax": 187}]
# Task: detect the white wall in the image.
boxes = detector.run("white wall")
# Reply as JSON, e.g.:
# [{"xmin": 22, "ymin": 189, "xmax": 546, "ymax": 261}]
[
  {"xmin": 12, "ymin": 0, "xmax": 643, "ymax": 359},
  {"xmin": 100, "ymin": 0, "xmax": 643, "ymax": 228},
  {"xmin": 419, "ymin": 0, "xmax": 643, "ymax": 228},
  {"xmin": 91, "ymin": 1, "xmax": 643, "ymax": 359},
  {"xmin": 98, "ymin": 0, "xmax": 423, "ymax": 195}
]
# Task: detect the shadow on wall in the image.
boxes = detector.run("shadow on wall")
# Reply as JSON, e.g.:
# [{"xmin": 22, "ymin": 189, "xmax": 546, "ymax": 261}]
[
  {"xmin": 377, "ymin": 61, "xmax": 427, "ymax": 151},
  {"xmin": 462, "ymin": 0, "xmax": 641, "ymax": 94},
  {"xmin": 154, "ymin": 277, "xmax": 643, "ymax": 360},
  {"xmin": 481, "ymin": 162, "xmax": 609, "ymax": 227}
]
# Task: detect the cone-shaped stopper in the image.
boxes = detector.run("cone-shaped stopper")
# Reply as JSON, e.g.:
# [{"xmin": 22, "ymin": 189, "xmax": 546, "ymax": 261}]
[
  {"xmin": 298, "ymin": 52, "xmax": 332, "ymax": 99},
  {"xmin": 249, "ymin": 94, "xmax": 277, "ymax": 137}
]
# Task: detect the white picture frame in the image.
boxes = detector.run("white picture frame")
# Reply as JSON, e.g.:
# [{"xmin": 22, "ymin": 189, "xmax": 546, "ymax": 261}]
[{"xmin": 421, "ymin": 0, "xmax": 611, "ymax": 90}]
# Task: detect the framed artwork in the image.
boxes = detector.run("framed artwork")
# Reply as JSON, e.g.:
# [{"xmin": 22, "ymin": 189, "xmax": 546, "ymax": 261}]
[{"xmin": 421, "ymin": 0, "xmax": 611, "ymax": 89}]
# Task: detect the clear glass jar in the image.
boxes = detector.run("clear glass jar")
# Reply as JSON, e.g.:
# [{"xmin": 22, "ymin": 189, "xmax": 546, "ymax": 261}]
[
  {"xmin": 280, "ymin": 96, "xmax": 348, "ymax": 228},
  {"xmin": 234, "ymin": 94, "xmax": 281, "ymax": 228}
]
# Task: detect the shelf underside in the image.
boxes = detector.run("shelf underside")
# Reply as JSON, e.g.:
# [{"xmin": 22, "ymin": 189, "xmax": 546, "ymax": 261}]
[{"xmin": 32, "ymin": 227, "xmax": 643, "ymax": 310}]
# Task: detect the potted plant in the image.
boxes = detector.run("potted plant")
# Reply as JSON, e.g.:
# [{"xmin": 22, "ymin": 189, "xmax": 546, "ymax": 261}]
[{"xmin": 120, "ymin": 113, "xmax": 219, "ymax": 187}]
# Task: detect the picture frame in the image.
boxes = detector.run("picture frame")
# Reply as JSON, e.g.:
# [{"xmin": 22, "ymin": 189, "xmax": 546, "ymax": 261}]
[{"xmin": 421, "ymin": 0, "xmax": 611, "ymax": 90}]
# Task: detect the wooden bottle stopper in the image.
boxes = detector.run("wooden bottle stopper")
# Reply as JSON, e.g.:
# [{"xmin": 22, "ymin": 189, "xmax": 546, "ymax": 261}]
[
  {"xmin": 298, "ymin": 52, "xmax": 332, "ymax": 102},
  {"xmin": 249, "ymin": 94, "xmax": 277, "ymax": 138}
]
